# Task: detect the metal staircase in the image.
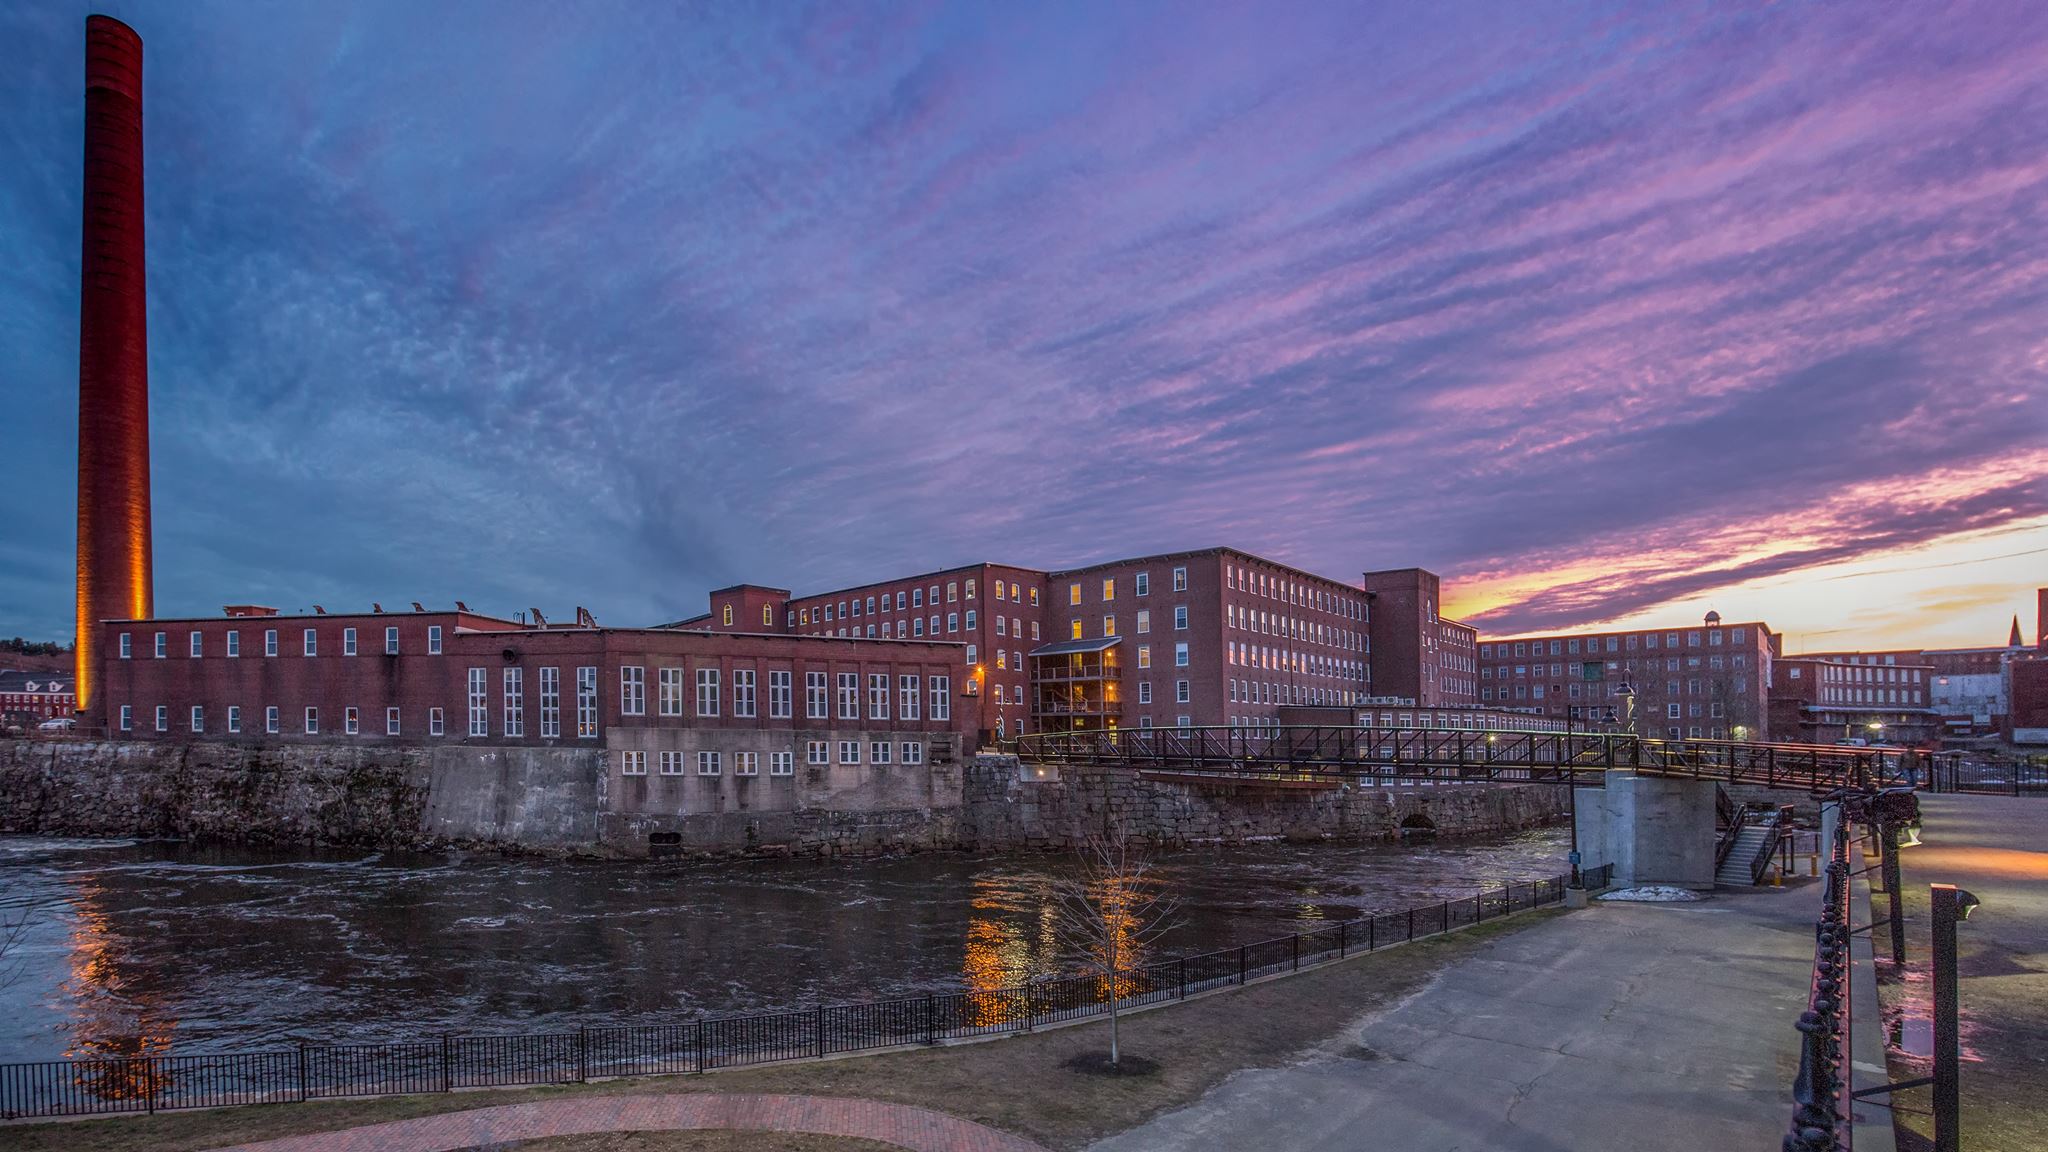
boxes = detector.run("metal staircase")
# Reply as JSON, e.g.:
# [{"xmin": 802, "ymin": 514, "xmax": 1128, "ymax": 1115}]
[{"xmin": 1716, "ymin": 824, "xmax": 1775, "ymax": 885}]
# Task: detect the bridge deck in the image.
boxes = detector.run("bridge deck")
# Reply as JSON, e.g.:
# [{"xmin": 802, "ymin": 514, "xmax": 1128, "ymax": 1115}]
[{"xmin": 1015, "ymin": 726, "xmax": 1912, "ymax": 793}]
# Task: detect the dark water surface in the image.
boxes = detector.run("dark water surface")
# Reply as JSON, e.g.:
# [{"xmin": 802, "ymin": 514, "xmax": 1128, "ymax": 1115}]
[{"xmin": 0, "ymin": 828, "xmax": 1566, "ymax": 1063}]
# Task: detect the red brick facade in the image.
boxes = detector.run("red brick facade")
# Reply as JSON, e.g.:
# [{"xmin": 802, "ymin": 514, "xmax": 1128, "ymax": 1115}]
[
  {"xmin": 1478, "ymin": 613, "xmax": 1775, "ymax": 740},
  {"xmin": 1361, "ymin": 568, "xmax": 1477, "ymax": 708},
  {"xmin": 93, "ymin": 612, "xmax": 972, "ymax": 761}
]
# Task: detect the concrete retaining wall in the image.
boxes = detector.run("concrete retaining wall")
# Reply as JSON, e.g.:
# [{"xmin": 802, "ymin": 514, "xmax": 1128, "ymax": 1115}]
[{"xmin": 1, "ymin": 741, "xmax": 1567, "ymax": 858}]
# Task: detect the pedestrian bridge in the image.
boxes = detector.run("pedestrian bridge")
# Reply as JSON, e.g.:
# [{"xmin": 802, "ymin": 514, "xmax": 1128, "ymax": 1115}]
[{"xmin": 1014, "ymin": 725, "xmax": 1915, "ymax": 794}]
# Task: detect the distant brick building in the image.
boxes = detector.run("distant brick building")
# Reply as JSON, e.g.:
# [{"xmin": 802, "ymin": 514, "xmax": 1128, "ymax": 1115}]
[
  {"xmin": 1478, "ymin": 612, "xmax": 1776, "ymax": 740},
  {"xmin": 1, "ymin": 670, "xmax": 77, "ymax": 728},
  {"xmin": 1770, "ymin": 656, "xmax": 1939, "ymax": 747}
]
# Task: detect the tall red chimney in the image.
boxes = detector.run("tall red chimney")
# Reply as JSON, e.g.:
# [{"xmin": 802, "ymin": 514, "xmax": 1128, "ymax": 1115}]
[{"xmin": 75, "ymin": 15, "xmax": 153, "ymax": 716}]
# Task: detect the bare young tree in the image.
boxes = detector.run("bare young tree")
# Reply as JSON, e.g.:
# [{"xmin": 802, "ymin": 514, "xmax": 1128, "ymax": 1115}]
[
  {"xmin": 0, "ymin": 906, "xmax": 32, "ymax": 992},
  {"xmin": 1047, "ymin": 824, "xmax": 1180, "ymax": 1069}
]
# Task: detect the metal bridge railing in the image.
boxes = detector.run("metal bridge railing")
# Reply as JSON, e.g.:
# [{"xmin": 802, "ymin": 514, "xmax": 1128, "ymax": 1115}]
[{"xmin": 1015, "ymin": 726, "xmax": 1912, "ymax": 793}]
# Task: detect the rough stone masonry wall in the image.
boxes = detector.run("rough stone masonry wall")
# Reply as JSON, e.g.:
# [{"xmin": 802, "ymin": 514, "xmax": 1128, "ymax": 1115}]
[
  {"xmin": 0, "ymin": 739, "xmax": 603, "ymax": 852},
  {"xmin": 961, "ymin": 755, "xmax": 1569, "ymax": 850},
  {"xmin": 0, "ymin": 742, "xmax": 1568, "ymax": 858}
]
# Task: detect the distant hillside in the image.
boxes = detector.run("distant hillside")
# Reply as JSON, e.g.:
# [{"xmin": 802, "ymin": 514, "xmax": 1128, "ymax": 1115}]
[{"xmin": 0, "ymin": 640, "xmax": 72, "ymax": 675}]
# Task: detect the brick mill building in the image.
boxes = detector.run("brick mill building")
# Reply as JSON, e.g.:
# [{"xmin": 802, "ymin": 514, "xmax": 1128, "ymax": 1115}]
[{"xmin": 1476, "ymin": 612, "xmax": 1777, "ymax": 740}]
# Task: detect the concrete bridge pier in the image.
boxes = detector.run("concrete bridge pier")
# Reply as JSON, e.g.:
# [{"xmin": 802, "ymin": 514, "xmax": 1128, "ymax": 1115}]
[{"xmin": 1574, "ymin": 772, "xmax": 1719, "ymax": 889}]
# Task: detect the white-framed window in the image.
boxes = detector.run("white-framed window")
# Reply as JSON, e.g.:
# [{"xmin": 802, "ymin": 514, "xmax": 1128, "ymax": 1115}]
[
  {"xmin": 967, "ymin": 643, "xmax": 979, "ymax": 664},
  {"xmin": 1136, "ymin": 610, "xmax": 1151, "ymax": 634},
  {"xmin": 838, "ymin": 740, "xmax": 861, "ymax": 764},
  {"xmin": 265, "ymin": 706, "xmax": 279, "ymax": 734},
  {"xmin": 871, "ymin": 740, "xmax": 891, "ymax": 764},
  {"xmin": 1135, "ymin": 572, "xmax": 1150, "ymax": 596},
  {"xmin": 344, "ymin": 706, "xmax": 359, "ymax": 735},
  {"xmin": 227, "ymin": 705, "xmax": 241, "ymax": 733},
  {"xmin": 1174, "ymin": 606, "xmax": 1189, "ymax": 630},
  {"xmin": 1173, "ymin": 566, "xmax": 1188, "ymax": 591},
  {"xmin": 226, "ymin": 630, "xmax": 240, "ymax": 657},
  {"xmin": 385, "ymin": 625, "xmax": 399, "ymax": 654},
  {"xmin": 735, "ymin": 751, "xmax": 759, "ymax": 776},
  {"xmin": 806, "ymin": 671, "xmax": 829, "ymax": 719},
  {"xmin": 154, "ymin": 631, "xmax": 166, "ymax": 658},
  {"xmin": 947, "ymin": 612, "xmax": 959, "ymax": 633},
  {"xmin": 620, "ymin": 666, "xmax": 646, "ymax": 716},
  {"xmin": 264, "ymin": 629, "xmax": 278, "ymax": 657},
  {"xmin": 964, "ymin": 610, "xmax": 977, "ymax": 630},
  {"xmin": 119, "ymin": 633, "xmax": 132, "ymax": 659},
  {"xmin": 696, "ymin": 667, "xmax": 720, "ymax": 716},
  {"xmin": 304, "ymin": 628, "xmax": 318, "ymax": 657},
  {"xmin": 343, "ymin": 627, "xmax": 357, "ymax": 656},
  {"xmin": 837, "ymin": 672, "xmax": 859, "ymax": 719},
  {"xmin": 771, "ymin": 750, "xmax": 794, "ymax": 776},
  {"xmin": 1176, "ymin": 642, "xmax": 1190, "ymax": 667},
  {"xmin": 1137, "ymin": 645, "xmax": 1151, "ymax": 669},
  {"xmin": 697, "ymin": 750, "xmax": 722, "ymax": 776},
  {"xmin": 733, "ymin": 668, "xmax": 757, "ymax": 718},
  {"xmin": 868, "ymin": 673, "xmax": 890, "ymax": 719},
  {"xmin": 190, "ymin": 705, "xmax": 204, "ymax": 732},
  {"xmin": 1103, "ymin": 615, "xmax": 1116, "ymax": 637},
  {"xmin": 899, "ymin": 674, "xmax": 921, "ymax": 720},
  {"xmin": 929, "ymin": 675, "xmax": 951, "ymax": 721},
  {"xmin": 659, "ymin": 750, "xmax": 685, "ymax": 775},
  {"xmin": 1139, "ymin": 681, "xmax": 1153, "ymax": 704},
  {"xmin": 428, "ymin": 625, "xmax": 443, "ymax": 655},
  {"xmin": 540, "ymin": 667, "xmax": 561, "ymax": 738},
  {"xmin": 658, "ymin": 667, "xmax": 685, "ymax": 716},
  {"xmin": 304, "ymin": 707, "xmax": 319, "ymax": 734},
  {"xmin": 621, "ymin": 750, "xmax": 647, "ymax": 776},
  {"xmin": 1176, "ymin": 679, "xmax": 1190, "ymax": 703},
  {"xmin": 902, "ymin": 741, "xmax": 924, "ymax": 765},
  {"xmin": 806, "ymin": 740, "xmax": 829, "ymax": 765},
  {"xmin": 503, "ymin": 667, "xmax": 524, "ymax": 737},
  {"xmin": 576, "ymin": 666, "xmax": 598, "ymax": 737},
  {"xmin": 386, "ymin": 706, "xmax": 401, "ymax": 735},
  {"xmin": 468, "ymin": 668, "xmax": 489, "ymax": 736},
  {"xmin": 1177, "ymin": 715, "xmax": 1192, "ymax": 732},
  {"xmin": 154, "ymin": 704, "xmax": 168, "ymax": 732},
  {"xmin": 190, "ymin": 631, "xmax": 203, "ymax": 657},
  {"xmin": 769, "ymin": 670, "xmax": 792, "ymax": 718},
  {"xmin": 431, "ymin": 707, "xmax": 445, "ymax": 736}
]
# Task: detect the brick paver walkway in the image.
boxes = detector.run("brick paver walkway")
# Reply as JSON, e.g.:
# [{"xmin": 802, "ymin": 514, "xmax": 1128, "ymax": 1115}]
[{"xmin": 209, "ymin": 1093, "xmax": 1051, "ymax": 1152}]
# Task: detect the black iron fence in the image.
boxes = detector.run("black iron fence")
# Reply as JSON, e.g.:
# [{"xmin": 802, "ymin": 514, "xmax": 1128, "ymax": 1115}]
[
  {"xmin": 0, "ymin": 875, "xmax": 1580, "ymax": 1120},
  {"xmin": 1925, "ymin": 754, "xmax": 2048, "ymax": 796},
  {"xmin": 1785, "ymin": 808, "xmax": 1854, "ymax": 1151}
]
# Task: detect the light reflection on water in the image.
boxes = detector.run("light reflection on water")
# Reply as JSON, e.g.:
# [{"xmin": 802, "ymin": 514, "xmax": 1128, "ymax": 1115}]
[{"xmin": 0, "ymin": 827, "xmax": 1565, "ymax": 1062}]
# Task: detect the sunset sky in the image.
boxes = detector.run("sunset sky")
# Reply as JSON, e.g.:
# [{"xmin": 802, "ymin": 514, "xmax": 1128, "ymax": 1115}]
[{"xmin": 2, "ymin": 1, "xmax": 2043, "ymax": 652}]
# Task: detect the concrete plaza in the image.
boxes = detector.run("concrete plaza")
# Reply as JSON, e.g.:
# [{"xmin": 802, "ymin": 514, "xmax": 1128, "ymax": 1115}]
[{"xmin": 1092, "ymin": 885, "xmax": 1822, "ymax": 1152}]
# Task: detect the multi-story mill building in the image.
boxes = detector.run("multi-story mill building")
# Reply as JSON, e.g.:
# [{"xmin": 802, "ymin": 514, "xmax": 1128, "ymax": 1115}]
[{"xmin": 1476, "ymin": 612, "xmax": 1777, "ymax": 740}]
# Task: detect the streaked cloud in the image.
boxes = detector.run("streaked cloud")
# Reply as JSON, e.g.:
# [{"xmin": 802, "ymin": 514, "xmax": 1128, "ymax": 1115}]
[{"xmin": 1, "ymin": 0, "xmax": 2042, "ymax": 647}]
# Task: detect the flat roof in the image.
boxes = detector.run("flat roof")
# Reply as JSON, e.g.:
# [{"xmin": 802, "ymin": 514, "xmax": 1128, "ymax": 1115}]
[{"xmin": 1029, "ymin": 636, "xmax": 1123, "ymax": 657}]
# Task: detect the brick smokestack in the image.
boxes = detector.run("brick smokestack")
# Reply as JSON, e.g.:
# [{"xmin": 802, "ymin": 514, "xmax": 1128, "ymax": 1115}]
[{"xmin": 74, "ymin": 15, "xmax": 153, "ymax": 715}]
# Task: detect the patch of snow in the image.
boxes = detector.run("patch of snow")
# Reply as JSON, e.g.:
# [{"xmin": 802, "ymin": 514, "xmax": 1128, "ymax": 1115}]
[{"xmin": 1598, "ymin": 885, "xmax": 1703, "ymax": 903}]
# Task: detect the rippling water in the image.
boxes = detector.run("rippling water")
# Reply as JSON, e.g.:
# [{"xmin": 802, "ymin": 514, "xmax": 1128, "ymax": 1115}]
[{"xmin": 0, "ymin": 828, "xmax": 1566, "ymax": 1063}]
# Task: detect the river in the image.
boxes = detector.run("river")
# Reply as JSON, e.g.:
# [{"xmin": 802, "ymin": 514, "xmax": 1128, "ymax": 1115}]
[{"xmin": 0, "ymin": 828, "xmax": 1567, "ymax": 1064}]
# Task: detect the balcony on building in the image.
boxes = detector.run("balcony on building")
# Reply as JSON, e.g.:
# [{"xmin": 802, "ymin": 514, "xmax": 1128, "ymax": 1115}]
[{"xmin": 1029, "ymin": 636, "xmax": 1123, "ymax": 732}]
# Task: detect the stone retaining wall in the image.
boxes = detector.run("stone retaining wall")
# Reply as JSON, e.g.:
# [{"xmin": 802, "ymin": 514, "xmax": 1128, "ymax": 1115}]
[
  {"xmin": 0, "ymin": 741, "xmax": 1567, "ymax": 857},
  {"xmin": 961, "ymin": 756, "xmax": 1569, "ymax": 850}
]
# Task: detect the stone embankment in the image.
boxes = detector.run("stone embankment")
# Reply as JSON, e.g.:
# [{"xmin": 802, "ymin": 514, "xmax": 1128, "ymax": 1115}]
[{"xmin": 0, "ymin": 740, "xmax": 1566, "ymax": 858}]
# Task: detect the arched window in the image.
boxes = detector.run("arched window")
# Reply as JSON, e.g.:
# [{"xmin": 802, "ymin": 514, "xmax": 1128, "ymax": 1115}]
[{"xmin": 722, "ymin": 604, "xmax": 733, "ymax": 627}]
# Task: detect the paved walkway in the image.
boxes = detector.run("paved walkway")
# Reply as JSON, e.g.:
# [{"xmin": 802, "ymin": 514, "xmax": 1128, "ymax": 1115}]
[
  {"xmin": 209, "ymin": 1093, "xmax": 1052, "ymax": 1152},
  {"xmin": 1890, "ymin": 793, "xmax": 2048, "ymax": 1150},
  {"xmin": 1091, "ymin": 885, "xmax": 1818, "ymax": 1152}
]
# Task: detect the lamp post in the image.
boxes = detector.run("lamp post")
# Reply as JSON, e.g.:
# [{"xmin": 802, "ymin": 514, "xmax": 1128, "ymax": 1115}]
[
  {"xmin": 1616, "ymin": 680, "xmax": 1637, "ymax": 736},
  {"xmin": 1565, "ymin": 706, "xmax": 1583, "ymax": 888}
]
